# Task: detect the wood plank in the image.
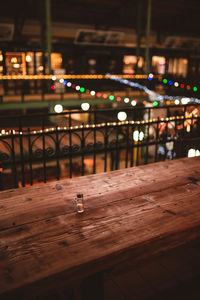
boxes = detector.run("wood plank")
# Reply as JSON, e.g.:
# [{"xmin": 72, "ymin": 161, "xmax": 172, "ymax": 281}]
[{"xmin": 0, "ymin": 157, "xmax": 200, "ymax": 299}]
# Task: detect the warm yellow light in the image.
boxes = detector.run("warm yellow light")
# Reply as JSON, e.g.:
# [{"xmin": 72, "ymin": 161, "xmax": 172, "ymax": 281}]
[
  {"xmin": 13, "ymin": 63, "xmax": 20, "ymax": 68},
  {"xmin": 11, "ymin": 57, "xmax": 18, "ymax": 63},
  {"xmin": 26, "ymin": 55, "xmax": 32, "ymax": 63}
]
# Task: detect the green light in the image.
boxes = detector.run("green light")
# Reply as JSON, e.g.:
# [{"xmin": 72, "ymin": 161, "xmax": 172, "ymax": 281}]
[
  {"xmin": 109, "ymin": 95, "xmax": 114, "ymax": 100},
  {"xmin": 80, "ymin": 87, "xmax": 85, "ymax": 93},
  {"xmin": 153, "ymin": 101, "xmax": 158, "ymax": 106},
  {"xmin": 193, "ymin": 86, "xmax": 198, "ymax": 92},
  {"xmin": 163, "ymin": 79, "xmax": 168, "ymax": 84}
]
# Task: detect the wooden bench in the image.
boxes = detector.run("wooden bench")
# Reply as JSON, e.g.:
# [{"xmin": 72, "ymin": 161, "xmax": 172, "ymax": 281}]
[{"xmin": 0, "ymin": 157, "xmax": 200, "ymax": 299}]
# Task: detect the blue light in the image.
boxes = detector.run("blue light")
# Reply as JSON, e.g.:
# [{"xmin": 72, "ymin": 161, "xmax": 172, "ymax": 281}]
[
  {"xmin": 106, "ymin": 73, "xmax": 200, "ymax": 104},
  {"xmin": 148, "ymin": 76, "xmax": 153, "ymax": 80},
  {"xmin": 168, "ymin": 80, "xmax": 173, "ymax": 85},
  {"xmin": 64, "ymin": 80, "xmax": 68, "ymax": 85}
]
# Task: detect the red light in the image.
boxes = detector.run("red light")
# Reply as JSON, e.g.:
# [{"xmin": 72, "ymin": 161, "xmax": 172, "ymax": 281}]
[
  {"xmin": 134, "ymin": 99, "xmax": 138, "ymax": 103},
  {"xmin": 96, "ymin": 92, "xmax": 101, "ymax": 97},
  {"xmin": 180, "ymin": 84, "xmax": 184, "ymax": 88},
  {"xmin": 117, "ymin": 97, "xmax": 121, "ymax": 101},
  {"xmin": 51, "ymin": 85, "xmax": 55, "ymax": 90},
  {"xmin": 72, "ymin": 84, "xmax": 76, "ymax": 88}
]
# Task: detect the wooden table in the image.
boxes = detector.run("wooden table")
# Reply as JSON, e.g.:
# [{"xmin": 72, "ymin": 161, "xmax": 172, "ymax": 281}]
[{"xmin": 0, "ymin": 157, "xmax": 200, "ymax": 299}]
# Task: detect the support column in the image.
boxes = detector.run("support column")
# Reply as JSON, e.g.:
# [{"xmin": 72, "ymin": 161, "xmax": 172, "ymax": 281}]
[
  {"xmin": 2, "ymin": 50, "xmax": 8, "ymax": 94},
  {"xmin": 136, "ymin": 0, "xmax": 142, "ymax": 73},
  {"xmin": 45, "ymin": 0, "xmax": 52, "ymax": 75},
  {"xmin": 144, "ymin": 0, "xmax": 152, "ymax": 74}
]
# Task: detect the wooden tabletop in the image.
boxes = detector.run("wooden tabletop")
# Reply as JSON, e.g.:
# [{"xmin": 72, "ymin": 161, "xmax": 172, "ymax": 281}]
[{"xmin": 0, "ymin": 157, "xmax": 200, "ymax": 299}]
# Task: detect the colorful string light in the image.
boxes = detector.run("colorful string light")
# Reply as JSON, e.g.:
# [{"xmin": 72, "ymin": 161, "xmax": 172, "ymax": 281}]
[
  {"xmin": 107, "ymin": 73, "xmax": 200, "ymax": 105},
  {"xmin": 57, "ymin": 78, "xmax": 143, "ymax": 106},
  {"xmin": 159, "ymin": 77, "xmax": 198, "ymax": 92}
]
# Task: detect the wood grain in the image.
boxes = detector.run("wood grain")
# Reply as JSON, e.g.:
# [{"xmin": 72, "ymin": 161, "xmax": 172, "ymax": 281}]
[{"xmin": 0, "ymin": 157, "xmax": 200, "ymax": 299}]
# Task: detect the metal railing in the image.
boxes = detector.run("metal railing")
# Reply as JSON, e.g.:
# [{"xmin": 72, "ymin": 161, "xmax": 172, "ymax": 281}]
[
  {"xmin": 0, "ymin": 105, "xmax": 200, "ymax": 190},
  {"xmin": 0, "ymin": 103, "xmax": 196, "ymax": 127}
]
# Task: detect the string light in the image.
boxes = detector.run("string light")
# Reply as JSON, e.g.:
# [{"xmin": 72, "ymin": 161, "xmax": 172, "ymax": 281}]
[
  {"xmin": 160, "ymin": 77, "xmax": 199, "ymax": 94},
  {"xmin": 58, "ymin": 76, "xmax": 142, "ymax": 107},
  {"xmin": 80, "ymin": 87, "xmax": 85, "ymax": 93},
  {"xmin": 1, "ymin": 72, "xmax": 200, "ymax": 105},
  {"xmin": 175, "ymin": 99, "xmax": 180, "ymax": 105},
  {"xmin": 131, "ymin": 100, "xmax": 137, "ymax": 106},
  {"xmin": 106, "ymin": 73, "xmax": 200, "ymax": 104},
  {"xmin": 109, "ymin": 95, "xmax": 114, "ymax": 100},
  {"xmin": 0, "ymin": 74, "xmax": 160, "ymax": 80},
  {"xmin": 0, "ymin": 115, "xmax": 198, "ymax": 137},
  {"xmin": 117, "ymin": 111, "xmax": 127, "ymax": 121},
  {"xmin": 96, "ymin": 92, "xmax": 101, "ymax": 98},
  {"xmin": 124, "ymin": 97, "xmax": 130, "ymax": 103}
]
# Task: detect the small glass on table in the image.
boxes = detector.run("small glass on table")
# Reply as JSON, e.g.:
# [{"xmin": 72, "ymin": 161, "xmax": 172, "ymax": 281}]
[{"xmin": 75, "ymin": 193, "xmax": 84, "ymax": 213}]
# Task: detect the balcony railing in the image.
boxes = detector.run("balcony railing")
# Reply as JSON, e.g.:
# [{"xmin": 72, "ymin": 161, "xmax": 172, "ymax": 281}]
[{"xmin": 0, "ymin": 105, "xmax": 200, "ymax": 190}]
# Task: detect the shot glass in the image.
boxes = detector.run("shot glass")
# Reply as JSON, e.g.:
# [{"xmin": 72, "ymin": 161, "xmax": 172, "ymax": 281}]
[{"xmin": 75, "ymin": 193, "xmax": 84, "ymax": 213}]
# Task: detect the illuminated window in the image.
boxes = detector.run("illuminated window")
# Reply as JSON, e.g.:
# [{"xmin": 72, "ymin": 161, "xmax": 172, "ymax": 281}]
[
  {"xmin": 36, "ymin": 52, "xmax": 43, "ymax": 74},
  {"xmin": 123, "ymin": 56, "xmax": 144, "ymax": 74},
  {"xmin": 168, "ymin": 58, "xmax": 188, "ymax": 77},
  {"xmin": 51, "ymin": 53, "xmax": 62, "ymax": 70},
  {"xmin": 152, "ymin": 56, "xmax": 166, "ymax": 74},
  {"xmin": 26, "ymin": 52, "xmax": 34, "ymax": 74},
  {"xmin": 6, "ymin": 52, "xmax": 26, "ymax": 75}
]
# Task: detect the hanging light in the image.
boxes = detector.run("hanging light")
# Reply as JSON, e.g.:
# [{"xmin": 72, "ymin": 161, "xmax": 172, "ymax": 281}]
[
  {"xmin": 81, "ymin": 103, "xmax": 90, "ymax": 111},
  {"xmin": 54, "ymin": 104, "xmax": 63, "ymax": 113},
  {"xmin": 25, "ymin": 55, "xmax": 32, "ymax": 63},
  {"xmin": 181, "ymin": 98, "xmax": 190, "ymax": 105},
  {"xmin": 124, "ymin": 97, "xmax": 130, "ymax": 103},
  {"xmin": 174, "ymin": 99, "xmax": 180, "ymax": 105},
  {"xmin": 117, "ymin": 111, "xmax": 127, "ymax": 121},
  {"xmin": 131, "ymin": 100, "xmax": 137, "ymax": 106}
]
